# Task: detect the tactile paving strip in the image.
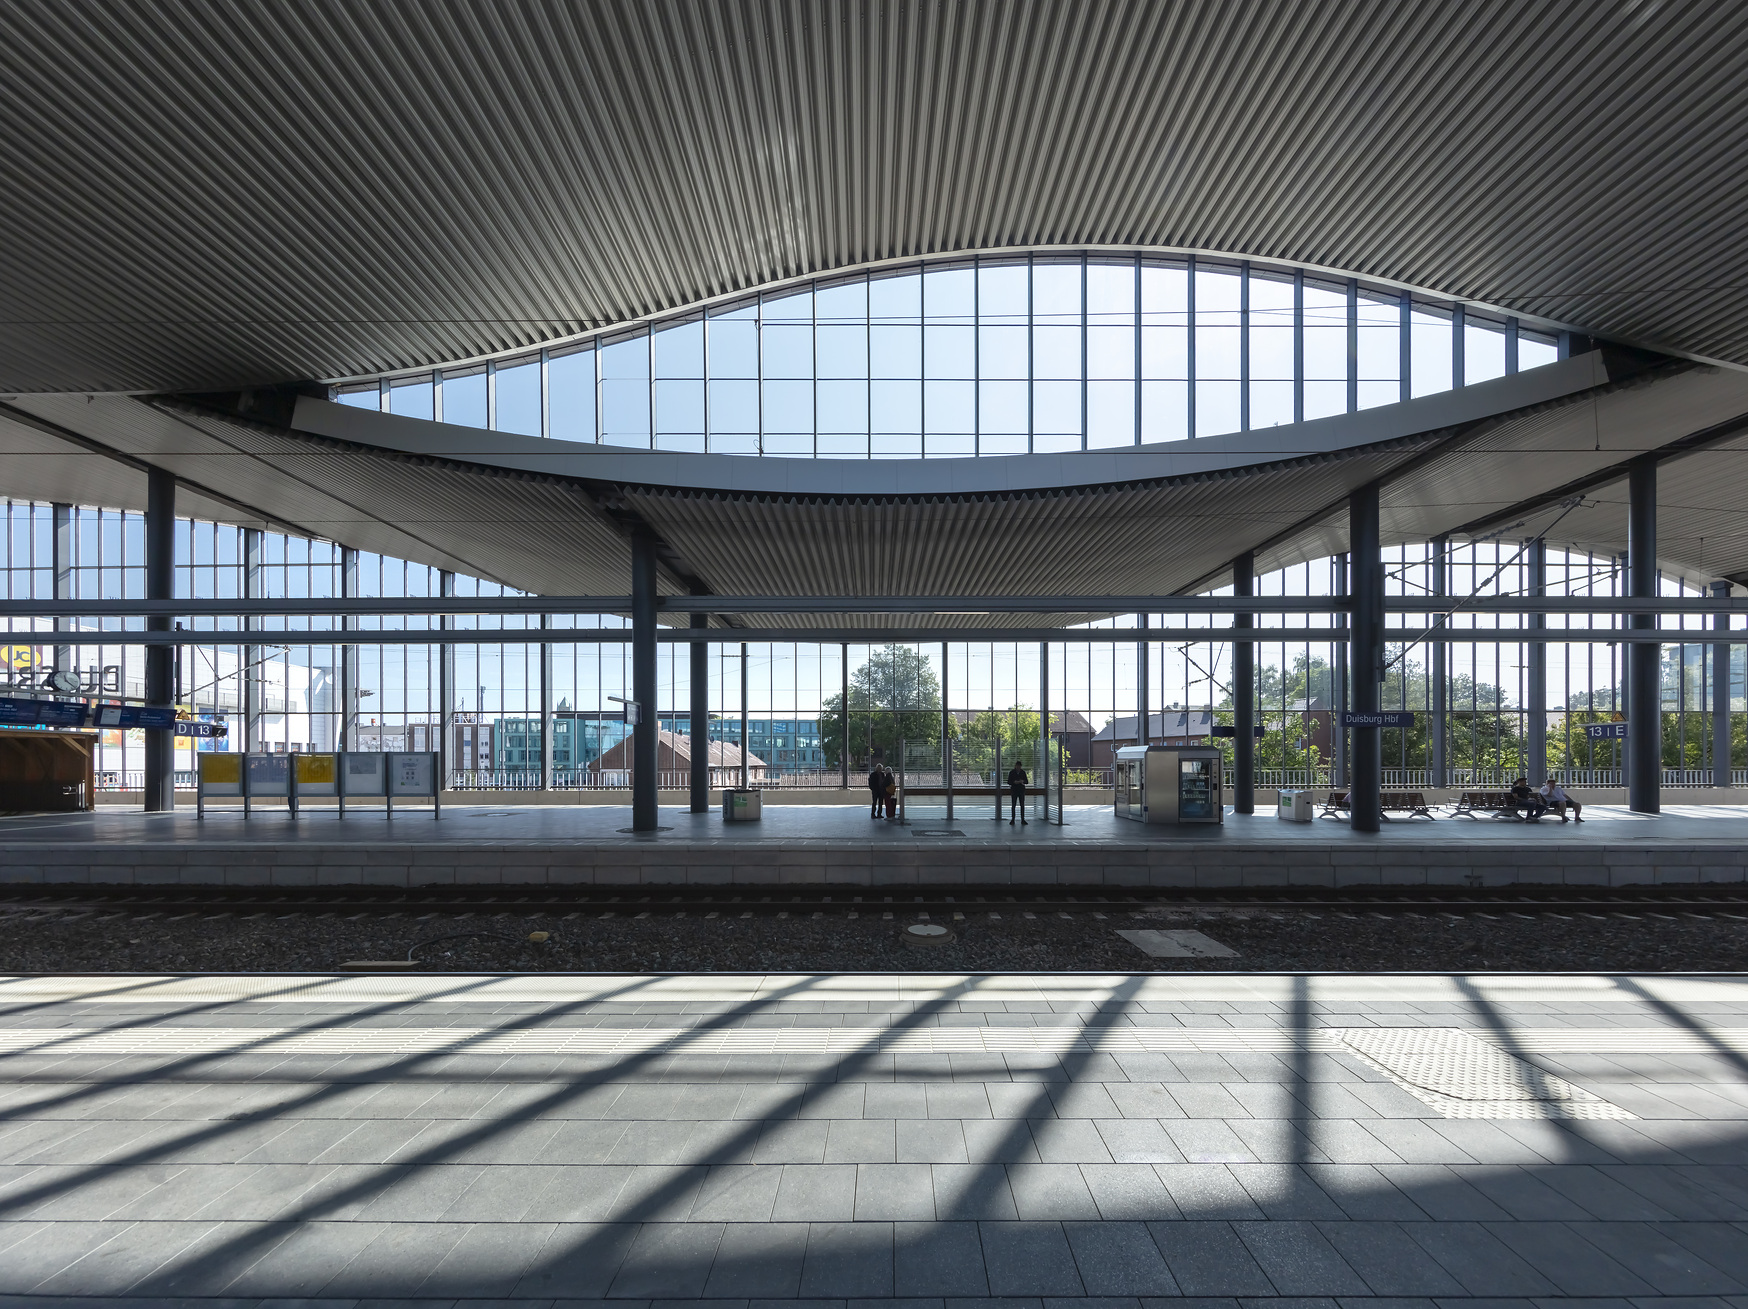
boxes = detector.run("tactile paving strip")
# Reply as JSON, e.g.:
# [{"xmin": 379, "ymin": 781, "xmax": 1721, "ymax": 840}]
[{"xmin": 1331, "ymin": 1026, "xmax": 1635, "ymax": 1119}]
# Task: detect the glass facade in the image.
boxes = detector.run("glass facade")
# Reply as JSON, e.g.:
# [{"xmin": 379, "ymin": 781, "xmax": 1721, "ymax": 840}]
[
  {"xmin": 334, "ymin": 253, "xmax": 1561, "ymax": 456},
  {"xmin": 4, "ymin": 498, "xmax": 1738, "ymax": 789}
]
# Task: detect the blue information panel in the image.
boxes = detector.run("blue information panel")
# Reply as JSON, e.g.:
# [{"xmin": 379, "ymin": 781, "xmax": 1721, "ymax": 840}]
[
  {"xmin": 0, "ymin": 697, "xmax": 90, "ymax": 728},
  {"xmin": 1585, "ymin": 722, "xmax": 1629, "ymax": 740},
  {"xmin": 174, "ymin": 720, "xmax": 228, "ymax": 738},
  {"xmin": 1339, "ymin": 710, "xmax": 1415, "ymax": 728}
]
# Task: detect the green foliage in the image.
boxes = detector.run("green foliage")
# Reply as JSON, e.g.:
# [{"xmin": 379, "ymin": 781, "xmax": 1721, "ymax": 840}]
[
  {"xmin": 819, "ymin": 644, "xmax": 948, "ymax": 769},
  {"xmin": 956, "ymin": 707, "xmax": 1043, "ymax": 778}
]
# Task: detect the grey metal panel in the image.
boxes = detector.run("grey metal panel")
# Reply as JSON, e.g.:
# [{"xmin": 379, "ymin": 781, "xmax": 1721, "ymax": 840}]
[{"xmin": 1, "ymin": 2, "xmax": 1747, "ymax": 391}]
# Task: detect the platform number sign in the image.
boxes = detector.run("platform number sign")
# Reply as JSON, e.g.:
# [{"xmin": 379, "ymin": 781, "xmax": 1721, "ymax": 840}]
[{"xmin": 1584, "ymin": 722, "xmax": 1628, "ymax": 740}]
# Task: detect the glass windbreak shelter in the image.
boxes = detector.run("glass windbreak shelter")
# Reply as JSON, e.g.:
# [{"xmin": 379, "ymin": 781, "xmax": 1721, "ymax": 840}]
[{"xmin": 1114, "ymin": 745, "xmax": 1224, "ymax": 825}]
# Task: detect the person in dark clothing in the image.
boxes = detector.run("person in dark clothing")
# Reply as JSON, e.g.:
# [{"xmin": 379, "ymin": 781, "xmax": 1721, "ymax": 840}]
[
  {"xmin": 1509, "ymin": 776, "xmax": 1547, "ymax": 820},
  {"xmin": 867, "ymin": 763, "xmax": 884, "ymax": 817},
  {"xmin": 1007, "ymin": 762, "xmax": 1029, "ymax": 825}
]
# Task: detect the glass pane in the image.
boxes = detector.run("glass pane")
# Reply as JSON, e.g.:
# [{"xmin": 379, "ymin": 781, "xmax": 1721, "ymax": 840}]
[
  {"xmin": 711, "ymin": 433, "xmax": 759, "ymax": 455},
  {"xmin": 1248, "ymin": 273, "xmax": 1294, "ymax": 380},
  {"xmin": 1142, "ymin": 379, "xmax": 1188, "ymax": 441},
  {"xmin": 1304, "ymin": 379, "xmax": 1346, "ymax": 421},
  {"xmin": 1520, "ymin": 334, "xmax": 1559, "ymax": 369},
  {"xmin": 978, "ymin": 263, "xmax": 1028, "ymax": 322},
  {"xmin": 1087, "ymin": 324, "xmax": 1134, "ymax": 380},
  {"xmin": 870, "ymin": 323, "xmax": 921, "ymax": 377},
  {"xmin": 1195, "ymin": 267, "xmax": 1241, "ymax": 381},
  {"xmin": 442, "ymin": 371, "xmax": 486, "ymax": 428},
  {"xmin": 708, "ymin": 308, "xmax": 759, "ymax": 377},
  {"xmin": 979, "ymin": 324, "xmax": 1027, "ymax": 380},
  {"xmin": 1086, "ymin": 380, "xmax": 1135, "ymax": 447},
  {"xmin": 1357, "ymin": 380, "xmax": 1399, "ymax": 411},
  {"xmin": 1410, "ymin": 307, "xmax": 1452, "ymax": 397},
  {"xmin": 815, "ymin": 277, "xmax": 866, "ymax": 326},
  {"xmin": 871, "ymin": 380, "xmax": 921, "ymax": 433},
  {"xmin": 763, "ymin": 433, "xmax": 812, "ymax": 455},
  {"xmin": 495, "ymin": 358, "xmax": 540, "ymax": 437},
  {"xmin": 390, "ymin": 377, "xmax": 433, "ymax": 421},
  {"xmin": 708, "ymin": 379, "xmax": 758, "ymax": 434},
  {"xmin": 924, "ymin": 324, "xmax": 973, "ymax": 379},
  {"xmin": 1196, "ymin": 380, "xmax": 1240, "ymax": 437},
  {"xmin": 1303, "ymin": 284, "xmax": 1347, "ymax": 383},
  {"xmin": 1141, "ymin": 264, "xmax": 1189, "ymax": 383},
  {"xmin": 655, "ymin": 432, "xmax": 705, "ymax": 452},
  {"xmin": 979, "ymin": 380, "xmax": 1028, "ymax": 434},
  {"xmin": 817, "ymin": 380, "xmax": 868, "ymax": 433},
  {"xmin": 1356, "ymin": 295, "xmax": 1399, "ymax": 387},
  {"xmin": 653, "ymin": 319, "xmax": 703, "ymax": 377},
  {"xmin": 600, "ymin": 335, "xmax": 649, "ymax": 381},
  {"xmin": 654, "ymin": 379, "xmax": 704, "ymax": 434},
  {"xmin": 869, "ymin": 270, "xmax": 921, "ymax": 322},
  {"xmin": 923, "ymin": 265, "xmax": 975, "ymax": 323},
  {"xmin": 1466, "ymin": 322, "xmax": 1506, "ymax": 383},
  {"xmin": 817, "ymin": 433, "xmax": 868, "ymax": 457},
  {"xmin": 1250, "ymin": 379, "xmax": 1293, "ymax": 429},
  {"xmin": 1033, "ymin": 379, "xmax": 1081, "ymax": 436},
  {"xmin": 763, "ymin": 288, "xmax": 813, "ymax": 323},
  {"xmin": 762, "ymin": 380, "xmax": 813, "ymax": 433},
  {"xmin": 337, "ymin": 387, "xmax": 380, "ymax": 410},
  {"xmin": 548, "ymin": 350, "xmax": 595, "ymax": 441},
  {"xmin": 600, "ymin": 379, "xmax": 650, "ymax": 446},
  {"xmin": 1032, "ymin": 325, "xmax": 1080, "ymax": 381},
  {"xmin": 763, "ymin": 324, "xmax": 813, "ymax": 379},
  {"xmin": 980, "ymin": 431, "xmax": 1027, "ymax": 455},
  {"xmin": 924, "ymin": 379, "xmax": 974, "ymax": 433},
  {"xmin": 816, "ymin": 325, "xmax": 867, "ymax": 379},
  {"xmin": 872, "ymin": 433, "xmax": 923, "ymax": 458},
  {"xmin": 926, "ymin": 433, "xmax": 973, "ymax": 457}
]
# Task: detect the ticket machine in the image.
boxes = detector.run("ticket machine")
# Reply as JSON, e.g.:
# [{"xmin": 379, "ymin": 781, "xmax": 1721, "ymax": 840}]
[{"xmin": 1113, "ymin": 744, "xmax": 1225, "ymax": 825}]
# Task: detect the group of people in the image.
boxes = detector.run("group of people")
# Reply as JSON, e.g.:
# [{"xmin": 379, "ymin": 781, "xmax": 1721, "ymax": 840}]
[
  {"xmin": 864, "ymin": 760, "xmax": 1033, "ymax": 824},
  {"xmin": 1508, "ymin": 775, "xmax": 1584, "ymax": 822}
]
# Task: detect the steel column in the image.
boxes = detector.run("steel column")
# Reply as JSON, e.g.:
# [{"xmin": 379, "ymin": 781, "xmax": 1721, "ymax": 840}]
[
  {"xmin": 1527, "ymin": 538, "xmax": 1546, "ymax": 784},
  {"xmin": 243, "ymin": 528, "xmax": 262, "ymax": 754},
  {"xmin": 840, "ymin": 643, "xmax": 849, "ymax": 789},
  {"xmin": 1233, "ymin": 551, "xmax": 1255, "ymax": 814},
  {"xmin": 1627, "ymin": 459, "xmax": 1661, "ymax": 813},
  {"xmin": 143, "ymin": 468, "xmax": 175, "ymax": 811},
  {"xmin": 942, "ymin": 641, "xmax": 952, "ymax": 821},
  {"xmin": 51, "ymin": 503, "xmax": 71, "ymax": 675},
  {"xmin": 438, "ymin": 570, "xmax": 455, "ymax": 780},
  {"xmin": 630, "ymin": 533, "xmax": 659, "ymax": 831},
  {"xmin": 1348, "ymin": 488, "xmax": 1383, "ymax": 833},
  {"xmin": 1040, "ymin": 640, "xmax": 1050, "ymax": 824},
  {"xmin": 689, "ymin": 604, "xmax": 709, "ymax": 811},
  {"xmin": 1430, "ymin": 537, "xmax": 1448, "ymax": 788},
  {"xmin": 1137, "ymin": 611, "xmax": 1149, "ymax": 746},
  {"xmin": 1715, "ymin": 580, "xmax": 1733, "ymax": 788},
  {"xmin": 1332, "ymin": 553, "xmax": 1348, "ymax": 787},
  {"xmin": 739, "ymin": 642, "xmax": 749, "ymax": 789},
  {"xmin": 540, "ymin": 612, "xmax": 554, "ymax": 792}
]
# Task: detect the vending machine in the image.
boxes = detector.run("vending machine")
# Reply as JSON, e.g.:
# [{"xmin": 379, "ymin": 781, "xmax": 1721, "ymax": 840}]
[{"xmin": 1113, "ymin": 744, "xmax": 1225, "ymax": 825}]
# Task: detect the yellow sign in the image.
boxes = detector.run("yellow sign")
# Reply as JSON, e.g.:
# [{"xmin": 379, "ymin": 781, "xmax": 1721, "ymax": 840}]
[
  {"xmin": 294, "ymin": 754, "xmax": 336, "ymax": 784},
  {"xmin": 200, "ymin": 754, "xmax": 242, "ymax": 784},
  {"xmin": 1, "ymin": 645, "xmax": 40, "ymax": 673}
]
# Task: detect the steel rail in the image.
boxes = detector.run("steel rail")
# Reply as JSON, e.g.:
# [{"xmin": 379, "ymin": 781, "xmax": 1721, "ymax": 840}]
[
  {"xmin": 14, "ymin": 626, "xmax": 1744, "ymax": 647},
  {"xmin": 2, "ymin": 595, "xmax": 1746, "ymax": 619}
]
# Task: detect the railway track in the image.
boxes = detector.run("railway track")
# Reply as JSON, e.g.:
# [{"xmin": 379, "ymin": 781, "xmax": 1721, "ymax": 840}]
[{"xmin": 3, "ymin": 886, "xmax": 1747, "ymax": 919}]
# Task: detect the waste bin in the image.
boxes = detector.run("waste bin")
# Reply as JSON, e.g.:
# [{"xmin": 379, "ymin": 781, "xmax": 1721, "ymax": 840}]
[
  {"xmin": 1276, "ymin": 789, "xmax": 1314, "ymax": 822},
  {"xmin": 723, "ymin": 788, "xmax": 762, "ymax": 822}
]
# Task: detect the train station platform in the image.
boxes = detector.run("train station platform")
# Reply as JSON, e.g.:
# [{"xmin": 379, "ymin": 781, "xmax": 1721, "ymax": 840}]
[
  {"xmin": 0, "ymin": 969, "xmax": 1746, "ymax": 1304},
  {"xmin": 1, "ymin": 803, "xmax": 1746, "ymax": 888}
]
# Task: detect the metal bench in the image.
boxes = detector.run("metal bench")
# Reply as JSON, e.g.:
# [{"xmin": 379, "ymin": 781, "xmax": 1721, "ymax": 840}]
[
  {"xmin": 1451, "ymin": 789, "xmax": 1546, "ymax": 820},
  {"xmin": 1318, "ymin": 789, "xmax": 1434, "ymax": 820}
]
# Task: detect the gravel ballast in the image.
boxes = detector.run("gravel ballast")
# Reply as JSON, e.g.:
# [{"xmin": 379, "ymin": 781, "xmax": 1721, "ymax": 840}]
[{"xmin": 1, "ymin": 904, "xmax": 1744, "ymax": 973}]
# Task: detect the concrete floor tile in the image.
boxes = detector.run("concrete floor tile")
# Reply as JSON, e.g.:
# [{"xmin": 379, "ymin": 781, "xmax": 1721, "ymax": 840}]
[
  {"xmin": 516, "ymin": 1166, "xmax": 635, "ymax": 1222},
  {"xmin": 1374, "ymin": 1165, "xmax": 1513, "ymax": 1222},
  {"xmin": 773, "ymin": 1165, "xmax": 859, "ymax": 1222},
  {"xmin": 689, "ymin": 1165, "xmax": 783, "ymax": 1222},
  {"xmin": 1063, "ymin": 1219, "xmax": 1180, "ymax": 1295},
  {"xmin": 1147, "ymin": 1220, "xmax": 1277, "ymax": 1297},
  {"xmin": 220, "ymin": 1221, "xmax": 389, "ymax": 1297},
  {"xmin": 799, "ymin": 1220, "xmax": 893, "ymax": 1297},
  {"xmin": 416, "ymin": 1220, "xmax": 558, "ymax": 1297},
  {"xmin": 1157, "ymin": 1164, "xmax": 1266, "ymax": 1221},
  {"xmin": 1229, "ymin": 1164, "xmax": 1348, "ymax": 1221},
  {"xmin": 605, "ymin": 1121, "xmax": 698, "ymax": 1166},
  {"xmin": 925, "ymin": 1085, "xmax": 993, "ymax": 1120},
  {"xmin": 352, "ymin": 1164, "xmax": 483, "ymax": 1221},
  {"xmin": 856, "ymin": 1163, "xmax": 936, "ymax": 1220},
  {"xmin": 1094, "ymin": 1119, "xmax": 1182, "ymax": 1165},
  {"xmin": 1232, "ymin": 1220, "xmax": 1371, "ymax": 1296},
  {"xmin": 1031, "ymin": 1118, "xmax": 1115, "ymax": 1165},
  {"xmin": 8, "ymin": 1163, "xmax": 188, "ymax": 1221},
  {"xmin": 1566, "ymin": 1222, "xmax": 1744, "ymax": 1295},
  {"xmin": 962, "ymin": 1120, "xmax": 1041, "ymax": 1164},
  {"xmin": 705, "ymin": 1222, "xmax": 809, "ymax": 1298},
  {"xmin": 1532, "ymin": 1165, "xmax": 1679, "ymax": 1222},
  {"xmin": 931, "ymin": 1163, "xmax": 1019, "ymax": 1220},
  {"xmin": 1403, "ymin": 1222, "xmax": 1558, "ymax": 1297},
  {"xmin": 608, "ymin": 1222, "xmax": 724, "ymax": 1298},
  {"xmin": 607, "ymin": 1164, "xmax": 710, "ymax": 1222},
  {"xmin": 540, "ymin": 1121, "xmax": 631, "ymax": 1164},
  {"xmin": 826, "ymin": 1119, "xmax": 896, "ymax": 1164},
  {"xmin": 981, "ymin": 1221, "xmax": 1084, "ymax": 1297},
  {"xmin": 1483, "ymin": 1222, "xmax": 1656, "ymax": 1297},
  {"xmin": 26, "ymin": 1218, "xmax": 218, "ymax": 1295},
  {"xmin": 317, "ymin": 1220, "xmax": 473, "ymax": 1297},
  {"xmin": 756, "ymin": 1120, "xmax": 830, "ymax": 1165},
  {"xmin": 1361, "ymin": 1120, "xmax": 1477, "ymax": 1165},
  {"xmin": 896, "ymin": 1120, "xmax": 968, "ymax": 1164},
  {"xmin": 1303, "ymin": 1164, "xmax": 1429, "ymax": 1222},
  {"xmin": 1007, "ymin": 1164, "xmax": 1101, "ymax": 1220},
  {"xmin": 862, "ymin": 1085, "xmax": 930, "ymax": 1120},
  {"xmin": 893, "ymin": 1219, "xmax": 989, "ymax": 1296},
  {"xmin": 511, "ymin": 1222, "xmax": 638, "ymax": 1298},
  {"xmin": 1079, "ymin": 1163, "xmax": 1181, "ymax": 1221},
  {"xmin": 1105, "ymin": 1083, "xmax": 1188, "ymax": 1120},
  {"xmin": 1316, "ymin": 1221, "xmax": 1466, "ymax": 1296}
]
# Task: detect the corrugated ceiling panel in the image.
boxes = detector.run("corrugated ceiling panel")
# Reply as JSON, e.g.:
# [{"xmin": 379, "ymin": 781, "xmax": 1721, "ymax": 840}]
[{"xmin": 0, "ymin": 0, "xmax": 1746, "ymax": 390}]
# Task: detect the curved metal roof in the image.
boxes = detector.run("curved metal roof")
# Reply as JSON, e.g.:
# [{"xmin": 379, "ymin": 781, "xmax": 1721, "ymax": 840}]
[{"xmin": 2, "ymin": 0, "xmax": 1746, "ymax": 393}]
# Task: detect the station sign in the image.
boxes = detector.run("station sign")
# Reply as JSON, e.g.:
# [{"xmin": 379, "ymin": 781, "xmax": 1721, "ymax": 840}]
[
  {"xmin": 91, "ymin": 704, "xmax": 178, "ymax": 730},
  {"xmin": 175, "ymin": 720, "xmax": 229, "ymax": 738},
  {"xmin": 1584, "ymin": 722, "xmax": 1628, "ymax": 740},
  {"xmin": 1339, "ymin": 711, "xmax": 1415, "ymax": 728},
  {"xmin": 0, "ymin": 696, "xmax": 90, "ymax": 728}
]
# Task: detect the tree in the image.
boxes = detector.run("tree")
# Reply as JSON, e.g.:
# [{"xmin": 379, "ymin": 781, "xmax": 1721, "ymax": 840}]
[
  {"xmin": 955, "ymin": 707, "xmax": 1043, "ymax": 779},
  {"xmin": 819, "ymin": 644, "xmax": 948, "ymax": 770}
]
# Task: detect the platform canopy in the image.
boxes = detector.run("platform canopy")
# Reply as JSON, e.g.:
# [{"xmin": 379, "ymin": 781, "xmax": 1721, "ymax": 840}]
[
  {"xmin": 1, "ymin": 0, "xmax": 1747, "ymax": 394},
  {"xmin": 4, "ymin": 346, "xmax": 1748, "ymax": 623}
]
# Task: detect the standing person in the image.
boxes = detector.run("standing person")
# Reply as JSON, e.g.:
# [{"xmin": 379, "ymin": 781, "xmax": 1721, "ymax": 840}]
[
  {"xmin": 1539, "ymin": 775, "xmax": 1583, "ymax": 822},
  {"xmin": 883, "ymin": 763, "xmax": 898, "ymax": 819},
  {"xmin": 867, "ymin": 760, "xmax": 885, "ymax": 818},
  {"xmin": 1007, "ymin": 760, "xmax": 1029, "ymax": 825}
]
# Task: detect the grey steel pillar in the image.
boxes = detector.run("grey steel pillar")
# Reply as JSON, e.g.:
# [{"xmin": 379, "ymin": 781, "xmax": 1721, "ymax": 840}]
[
  {"xmin": 143, "ymin": 468, "xmax": 175, "ymax": 811},
  {"xmin": 942, "ymin": 641, "xmax": 953, "ymax": 820},
  {"xmin": 1233, "ymin": 551, "xmax": 1256, "ymax": 814},
  {"xmin": 630, "ymin": 532, "xmax": 659, "ymax": 831},
  {"xmin": 1527, "ymin": 538, "xmax": 1547, "ymax": 783},
  {"xmin": 1137, "ymin": 612, "xmax": 1149, "ymax": 746},
  {"xmin": 340, "ymin": 547, "xmax": 358, "ymax": 752},
  {"xmin": 1332, "ymin": 553, "xmax": 1349, "ymax": 786},
  {"xmin": 1040, "ymin": 641, "xmax": 1049, "ymax": 823},
  {"xmin": 739, "ymin": 642, "xmax": 749, "ymax": 789},
  {"xmin": 1348, "ymin": 487, "xmax": 1383, "ymax": 833},
  {"xmin": 51, "ymin": 503, "xmax": 72, "ymax": 676},
  {"xmin": 540, "ymin": 613, "xmax": 554, "ymax": 792},
  {"xmin": 438, "ymin": 570, "xmax": 455, "ymax": 783},
  {"xmin": 1714, "ymin": 580, "xmax": 1732, "ymax": 788},
  {"xmin": 689, "ymin": 600, "xmax": 709, "ymax": 811},
  {"xmin": 1429, "ymin": 537, "xmax": 1447, "ymax": 787},
  {"xmin": 840, "ymin": 643, "xmax": 849, "ymax": 788},
  {"xmin": 1627, "ymin": 459, "xmax": 1661, "ymax": 813},
  {"xmin": 243, "ymin": 528, "xmax": 263, "ymax": 753}
]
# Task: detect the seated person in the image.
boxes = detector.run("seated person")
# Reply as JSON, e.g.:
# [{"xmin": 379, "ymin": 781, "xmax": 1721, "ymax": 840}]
[
  {"xmin": 1509, "ymin": 776, "xmax": 1548, "ymax": 820},
  {"xmin": 1539, "ymin": 776, "xmax": 1583, "ymax": 822}
]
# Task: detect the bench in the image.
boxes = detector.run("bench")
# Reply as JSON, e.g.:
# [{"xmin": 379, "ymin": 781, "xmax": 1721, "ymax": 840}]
[
  {"xmin": 1451, "ymin": 789, "xmax": 1549, "ymax": 821},
  {"xmin": 888, "ymin": 785, "xmax": 1045, "ymax": 818},
  {"xmin": 1318, "ymin": 789, "xmax": 1435, "ymax": 820}
]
